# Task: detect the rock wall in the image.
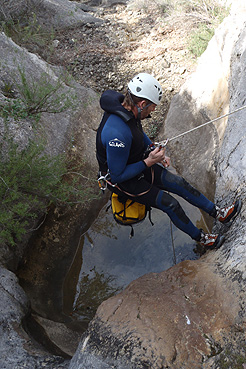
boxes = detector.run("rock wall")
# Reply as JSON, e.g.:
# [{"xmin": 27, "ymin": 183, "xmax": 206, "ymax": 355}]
[
  {"xmin": 0, "ymin": 0, "xmax": 102, "ymax": 30},
  {"xmin": 0, "ymin": 266, "xmax": 69, "ymax": 368},
  {"xmin": 214, "ymin": 23, "xmax": 246, "ymax": 280},
  {"xmin": 0, "ymin": 33, "xmax": 100, "ymax": 159},
  {"xmin": 159, "ymin": 0, "xmax": 246, "ymax": 201},
  {"xmin": 0, "ymin": 32, "xmax": 101, "ymax": 268},
  {"xmin": 0, "ymin": 29, "xmax": 101, "ymax": 368},
  {"xmin": 0, "ymin": 0, "xmax": 102, "ymax": 366}
]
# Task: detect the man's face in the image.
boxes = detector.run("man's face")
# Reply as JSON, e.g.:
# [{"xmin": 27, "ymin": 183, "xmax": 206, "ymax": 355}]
[{"xmin": 140, "ymin": 102, "xmax": 157, "ymax": 119}]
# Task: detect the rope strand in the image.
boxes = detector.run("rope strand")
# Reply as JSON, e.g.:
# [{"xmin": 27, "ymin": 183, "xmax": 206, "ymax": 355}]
[
  {"xmin": 170, "ymin": 219, "xmax": 176, "ymax": 265},
  {"xmin": 159, "ymin": 104, "xmax": 246, "ymax": 144}
]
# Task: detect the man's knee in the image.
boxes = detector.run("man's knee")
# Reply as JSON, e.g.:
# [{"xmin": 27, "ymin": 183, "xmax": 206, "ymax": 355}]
[
  {"xmin": 164, "ymin": 171, "xmax": 201, "ymax": 197},
  {"xmin": 159, "ymin": 192, "xmax": 189, "ymax": 224}
]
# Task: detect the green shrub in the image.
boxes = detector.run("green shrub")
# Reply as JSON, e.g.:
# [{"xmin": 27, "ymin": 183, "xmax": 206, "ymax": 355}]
[
  {"xmin": 0, "ymin": 98, "xmax": 30, "ymax": 121},
  {"xmin": 0, "ymin": 138, "xmax": 97, "ymax": 246},
  {"xmin": 185, "ymin": 0, "xmax": 230, "ymax": 57},
  {"xmin": 0, "ymin": 13, "xmax": 56, "ymax": 59},
  {"xmin": 16, "ymin": 66, "xmax": 76, "ymax": 116},
  {"xmin": 0, "ymin": 65, "xmax": 95, "ymax": 247},
  {"xmin": 188, "ymin": 23, "xmax": 215, "ymax": 57},
  {"xmin": 0, "ymin": 65, "xmax": 77, "ymax": 123}
]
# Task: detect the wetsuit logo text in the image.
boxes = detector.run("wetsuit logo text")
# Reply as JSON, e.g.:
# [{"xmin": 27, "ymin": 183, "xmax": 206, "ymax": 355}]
[{"xmin": 109, "ymin": 138, "xmax": 126, "ymax": 148}]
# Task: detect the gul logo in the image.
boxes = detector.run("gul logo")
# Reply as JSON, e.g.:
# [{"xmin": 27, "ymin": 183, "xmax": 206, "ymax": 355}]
[{"xmin": 109, "ymin": 138, "xmax": 125, "ymax": 148}]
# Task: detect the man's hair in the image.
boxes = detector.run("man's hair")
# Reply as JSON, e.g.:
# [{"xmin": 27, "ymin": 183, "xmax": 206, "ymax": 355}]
[{"xmin": 123, "ymin": 90, "xmax": 152, "ymax": 108}]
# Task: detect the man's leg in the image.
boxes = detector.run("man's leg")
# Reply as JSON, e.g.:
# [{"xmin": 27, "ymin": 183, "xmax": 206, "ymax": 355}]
[
  {"xmin": 115, "ymin": 172, "xmax": 225, "ymax": 249},
  {"xmin": 147, "ymin": 165, "xmax": 241, "ymax": 224},
  {"xmin": 118, "ymin": 175, "xmax": 202, "ymax": 240},
  {"xmin": 144, "ymin": 165, "xmax": 216, "ymax": 215}
]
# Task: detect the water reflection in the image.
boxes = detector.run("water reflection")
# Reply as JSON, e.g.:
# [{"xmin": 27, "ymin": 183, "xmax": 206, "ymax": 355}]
[
  {"xmin": 64, "ymin": 194, "xmax": 205, "ymax": 325},
  {"xmin": 72, "ymin": 267, "xmax": 121, "ymax": 323}
]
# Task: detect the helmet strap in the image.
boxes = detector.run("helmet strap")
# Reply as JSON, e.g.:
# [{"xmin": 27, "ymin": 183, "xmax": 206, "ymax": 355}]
[
  {"xmin": 137, "ymin": 106, "xmax": 142, "ymax": 123},
  {"xmin": 127, "ymin": 89, "xmax": 151, "ymax": 123}
]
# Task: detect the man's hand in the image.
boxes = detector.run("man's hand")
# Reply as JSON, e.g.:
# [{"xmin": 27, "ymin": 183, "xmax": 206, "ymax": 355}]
[
  {"xmin": 143, "ymin": 147, "xmax": 170, "ymax": 168},
  {"xmin": 162, "ymin": 155, "xmax": 170, "ymax": 168}
]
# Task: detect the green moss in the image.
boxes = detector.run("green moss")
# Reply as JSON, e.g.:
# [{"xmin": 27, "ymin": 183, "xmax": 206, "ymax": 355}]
[{"xmin": 216, "ymin": 350, "xmax": 246, "ymax": 368}]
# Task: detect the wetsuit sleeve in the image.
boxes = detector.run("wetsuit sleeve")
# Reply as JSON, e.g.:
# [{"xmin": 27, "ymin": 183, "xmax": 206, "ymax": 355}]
[
  {"xmin": 143, "ymin": 132, "xmax": 152, "ymax": 148},
  {"xmin": 101, "ymin": 115, "xmax": 146, "ymax": 183}
]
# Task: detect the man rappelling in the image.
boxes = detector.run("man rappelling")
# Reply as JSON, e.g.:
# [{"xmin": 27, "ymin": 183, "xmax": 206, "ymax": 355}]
[{"xmin": 96, "ymin": 72, "xmax": 242, "ymax": 249}]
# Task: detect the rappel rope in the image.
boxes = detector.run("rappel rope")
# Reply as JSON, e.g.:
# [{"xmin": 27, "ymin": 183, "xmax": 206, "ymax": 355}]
[
  {"xmin": 170, "ymin": 219, "xmax": 176, "ymax": 265},
  {"xmin": 157, "ymin": 104, "xmax": 246, "ymax": 147}
]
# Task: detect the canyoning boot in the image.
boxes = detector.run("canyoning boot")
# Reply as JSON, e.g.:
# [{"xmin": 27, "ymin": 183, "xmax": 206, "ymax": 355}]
[
  {"xmin": 199, "ymin": 231, "xmax": 225, "ymax": 250},
  {"xmin": 216, "ymin": 199, "xmax": 242, "ymax": 224}
]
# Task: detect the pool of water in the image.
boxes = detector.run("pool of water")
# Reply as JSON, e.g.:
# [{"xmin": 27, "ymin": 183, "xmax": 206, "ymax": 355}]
[{"xmin": 64, "ymin": 192, "xmax": 207, "ymax": 326}]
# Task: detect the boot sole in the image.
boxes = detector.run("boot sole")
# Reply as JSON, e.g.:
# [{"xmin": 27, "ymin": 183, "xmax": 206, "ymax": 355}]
[{"xmin": 213, "ymin": 234, "xmax": 226, "ymax": 250}]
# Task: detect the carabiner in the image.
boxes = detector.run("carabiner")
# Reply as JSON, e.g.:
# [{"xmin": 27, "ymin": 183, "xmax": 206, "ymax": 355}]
[
  {"xmin": 97, "ymin": 172, "xmax": 115, "ymax": 192},
  {"xmin": 154, "ymin": 138, "xmax": 169, "ymax": 147},
  {"xmin": 98, "ymin": 177, "xmax": 107, "ymax": 191}
]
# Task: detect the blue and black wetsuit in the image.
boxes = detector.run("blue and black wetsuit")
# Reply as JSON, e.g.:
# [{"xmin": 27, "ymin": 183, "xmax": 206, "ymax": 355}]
[{"xmin": 96, "ymin": 90, "xmax": 216, "ymax": 241}]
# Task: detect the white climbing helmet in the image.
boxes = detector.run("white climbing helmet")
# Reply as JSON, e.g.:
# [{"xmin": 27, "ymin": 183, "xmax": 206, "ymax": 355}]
[{"xmin": 128, "ymin": 73, "xmax": 162, "ymax": 105}]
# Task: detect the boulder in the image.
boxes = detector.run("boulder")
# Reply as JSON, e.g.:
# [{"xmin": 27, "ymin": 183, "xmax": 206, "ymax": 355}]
[
  {"xmin": 69, "ymin": 258, "xmax": 242, "ymax": 369},
  {"xmin": 0, "ymin": 0, "xmax": 102, "ymax": 30},
  {"xmin": 0, "ymin": 267, "xmax": 69, "ymax": 368},
  {"xmin": 31, "ymin": 0, "xmax": 103, "ymax": 31}
]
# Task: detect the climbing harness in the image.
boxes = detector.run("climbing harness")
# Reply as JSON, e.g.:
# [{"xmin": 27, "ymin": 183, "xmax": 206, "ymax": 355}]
[
  {"xmin": 97, "ymin": 167, "xmax": 155, "ymax": 197},
  {"xmin": 98, "ymin": 169, "xmax": 155, "ymax": 238}
]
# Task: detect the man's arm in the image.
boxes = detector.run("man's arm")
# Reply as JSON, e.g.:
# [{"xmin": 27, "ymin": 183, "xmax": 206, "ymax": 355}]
[
  {"xmin": 143, "ymin": 132, "xmax": 152, "ymax": 148},
  {"xmin": 101, "ymin": 116, "xmax": 146, "ymax": 183}
]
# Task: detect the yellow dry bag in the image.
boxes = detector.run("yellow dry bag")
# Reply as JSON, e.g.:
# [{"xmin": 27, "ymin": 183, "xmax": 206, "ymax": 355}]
[{"xmin": 111, "ymin": 193, "xmax": 152, "ymax": 237}]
